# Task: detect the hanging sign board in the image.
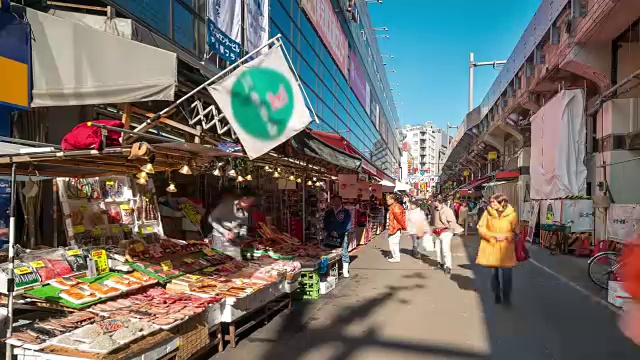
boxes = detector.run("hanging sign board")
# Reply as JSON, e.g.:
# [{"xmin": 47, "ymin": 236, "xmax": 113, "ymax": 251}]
[
  {"xmin": 488, "ymin": 151, "xmax": 497, "ymax": 160},
  {"xmin": 338, "ymin": 174, "xmax": 358, "ymax": 198},
  {"xmin": 607, "ymin": 204, "xmax": 640, "ymax": 241}
]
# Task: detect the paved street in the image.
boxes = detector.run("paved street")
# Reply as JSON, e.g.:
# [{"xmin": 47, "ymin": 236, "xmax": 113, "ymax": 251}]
[{"xmin": 213, "ymin": 233, "xmax": 640, "ymax": 360}]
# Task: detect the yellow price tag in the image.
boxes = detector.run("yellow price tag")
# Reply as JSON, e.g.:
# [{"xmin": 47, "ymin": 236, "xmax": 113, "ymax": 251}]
[
  {"xmin": 183, "ymin": 258, "xmax": 194, "ymax": 264},
  {"xmin": 185, "ymin": 275, "xmax": 201, "ymax": 280},
  {"xmin": 203, "ymin": 248, "xmax": 215, "ymax": 256},
  {"xmin": 111, "ymin": 226, "xmax": 120, "ymax": 233},
  {"xmin": 66, "ymin": 249, "xmax": 81, "ymax": 256},
  {"xmin": 146, "ymin": 226, "xmax": 154, "ymax": 232},
  {"xmin": 73, "ymin": 225, "xmax": 86, "ymax": 234},
  {"xmin": 106, "ymin": 180, "xmax": 114, "ymax": 185},
  {"xmin": 161, "ymin": 260, "xmax": 173, "ymax": 271},
  {"xmin": 202, "ymin": 267, "xmax": 215, "ymax": 273},
  {"xmin": 92, "ymin": 228, "xmax": 103, "ymax": 237},
  {"xmin": 188, "ymin": 240, "xmax": 197, "ymax": 244},
  {"xmin": 123, "ymin": 225, "xmax": 132, "ymax": 233},
  {"xmin": 120, "ymin": 204, "xmax": 131, "ymax": 210},
  {"xmin": 29, "ymin": 260, "xmax": 45, "ymax": 268},
  {"xmin": 79, "ymin": 205, "xmax": 89, "ymax": 213},
  {"xmin": 14, "ymin": 267, "xmax": 32, "ymax": 275},
  {"xmin": 90, "ymin": 249, "xmax": 109, "ymax": 275}
]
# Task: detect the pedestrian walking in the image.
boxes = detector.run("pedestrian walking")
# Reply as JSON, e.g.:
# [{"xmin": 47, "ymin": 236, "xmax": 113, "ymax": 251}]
[
  {"xmin": 432, "ymin": 197, "xmax": 461, "ymax": 274},
  {"xmin": 323, "ymin": 196, "xmax": 352, "ymax": 277},
  {"xmin": 476, "ymin": 193, "xmax": 519, "ymax": 305},
  {"xmin": 407, "ymin": 200, "xmax": 430, "ymax": 259},
  {"xmin": 458, "ymin": 202, "xmax": 469, "ymax": 234},
  {"xmin": 386, "ymin": 193, "xmax": 406, "ymax": 263}
]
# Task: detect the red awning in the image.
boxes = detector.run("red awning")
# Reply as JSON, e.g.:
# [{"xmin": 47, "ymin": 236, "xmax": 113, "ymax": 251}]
[{"xmin": 495, "ymin": 170, "xmax": 520, "ymax": 179}]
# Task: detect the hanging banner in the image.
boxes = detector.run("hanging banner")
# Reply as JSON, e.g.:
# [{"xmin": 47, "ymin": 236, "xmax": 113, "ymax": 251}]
[
  {"xmin": 356, "ymin": 181, "xmax": 370, "ymax": 199},
  {"xmin": 338, "ymin": 174, "xmax": 358, "ymax": 198},
  {"xmin": 349, "ymin": 50, "xmax": 367, "ymax": 108},
  {"xmin": 607, "ymin": 204, "xmax": 640, "ymax": 241},
  {"xmin": 562, "ymin": 199, "xmax": 594, "ymax": 232},
  {"xmin": 207, "ymin": 0, "xmax": 242, "ymax": 62},
  {"xmin": 540, "ymin": 200, "xmax": 562, "ymax": 225},
  {"xmin": 245, "ymin": 0, "xmax": 269, "ymax": 55},
  {"xmin": 370, "ymin": 184, "xmax": 382, "ymax": 199},
  {"xmin": 526, "ymin": 201, "xmax": 539, "ymax": 243},
  {"xmin": 207, "ymin": 45, "xmax": 313, "ymax": 159},
  {"xmin": 301, "ymin": 0, "xmax": 348, "ymax": 77},
  {"xmin": 0, "ymin": 9, "xmax": 31, "ymax": 109}
]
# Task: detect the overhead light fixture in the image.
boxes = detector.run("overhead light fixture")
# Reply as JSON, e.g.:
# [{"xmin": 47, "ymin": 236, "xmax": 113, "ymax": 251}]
[
  {"xmin": 264, "ymin": 165, "xmax": 273, "ymax": 172},
  {"xmin": 136, "ymin": 177, "xmax": 147, "ymax": 185},
  {"xmin": 166, "ymin": 182, "xmax": 177, "ymax": 193},
  {"xmin": 246, "ymin": 174, "xmax": 253, "ymax": 181},
  {"xmin": 140, "ymin": 162, "xmax": 155, "ymax": 174},
  {"xmin": 136, "ymin": 171, "xmax": 148, "ymax": 181},
  {"xmin": 237, "ymin": 175, "xmax": 245, "ymax": 182},
  {"xmin": 296, "ymin": 178, "xmax": 302, "ymax": 183},
  {"xmin": 315, "ymin": 182, "xmax": 322, "ymax": 187},
  {"xmin": 179, "ymin": 164, "xmax": 192, "ymax": 175},
  {"xmin": 307, "ymin": 180, "xmax": 313, "ymax": 186},
  {"xmin": 213, "ymin": 167, "xmax": 222, "ymax": 176},
  {"xmin": 273, "ymin": 171, "xmax": 281, "ymax": 178},
  {"xmin": 228, "ymin": 169, "xmax": 237, "ymax": 177},
  {"xmin": 288, "ymin": 175, "xmax": 296, "ymax": 181},
  {"xmin": 313, "ymin": 177, "xmax": 317, "ymax": 182}
]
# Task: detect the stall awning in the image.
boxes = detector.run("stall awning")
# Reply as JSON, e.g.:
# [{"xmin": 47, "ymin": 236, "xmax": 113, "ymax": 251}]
[
  {"xmin": 290, "ymin": 130, "xmax": 362, "ymax": 172},
  {"xmin": 25, "ymin": 7, "xmax": 177, "ymax": 107},
  {"xmin": 460, "ymin": 176, "xmax": 492, "ymax": 190},
  {"xmin": 310, "ymin": 130, "xmax": 378, "ymax": 176}
]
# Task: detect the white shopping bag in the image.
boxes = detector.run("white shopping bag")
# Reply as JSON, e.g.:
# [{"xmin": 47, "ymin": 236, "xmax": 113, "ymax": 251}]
[{"xmin": 419, "ymin": 234, "xmax": 435, "ymax": 254}]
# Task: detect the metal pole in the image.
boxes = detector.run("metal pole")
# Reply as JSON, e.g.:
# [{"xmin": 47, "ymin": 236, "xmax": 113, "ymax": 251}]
[
  {"xmin": 302, "ymin": 175, "xmax": 306, "ymax": 244},
  {"xmin": 132, "ymin": 34, "xmax": 282, "ymax": 134},
  {"xmin": 87, "ymin": 122, "xmax": 181, "ymax": 143},
  {"xmin": 6, "ymin": 163, "xmax": 17, "ymax": 360},
  {"xmin": 469, "ymin": 52, "xmax": 474, "ymax": 112}
]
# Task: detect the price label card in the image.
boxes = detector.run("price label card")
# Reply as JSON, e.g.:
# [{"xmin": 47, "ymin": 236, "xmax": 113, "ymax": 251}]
[
  {"xmin": 97, "ymin": 319, "xmax": 124, "ymax": 333},
  {"xmin": 120, "ymin": 204, "xmax": 131, "ymax": 210},
  {"xmin": 79, "ymin": 205, "xmax": 89, "ymax": 213},
  {"xmin": 160, "ymin": 260, "xmax": 173, "ymax": 271},
  {"xmin": 14, "ymin": 267, "xmax": 32, "ymax": 275},
  {"xmin": 29, "ymin": 260, "xmax": 46, "ymax": 268},
  {"xmin": 92, "ymin": 228, "xmax": 103, "ymax": 237},
  {"xmin": 73, "ymin": 225, "xmax": 86, "ymax": 234},
  {"xmin": 146, "ymin": 226, "xmax": 154, "ymax": 233},
  {"xmin": 111, "ymin": 226, "xmax": 120, "ymax": 233},
  {"xmin": 202, "ymin": 267, "xmax": 215, "ymax": 273},
  {"xmin": 66, "ymin": 249, "xmax": 81, "ymax": 256},
  {"xmin": 182, "ymin": 258, "xmax": 194, "ymax": 264},
  {"xmin": 90, "ymin": 249, "xmax": 109, "ymax": 275},
  {"xmin": 203, "ymin": 248, "xmax": 216, "ymax": 256},
  {"xmin": 184, "ymin": 275, "xmax": 201, "ymax": 280},
  {"xmin": 123, "ymin": 225, "xmax": 132, "ymax": 233},
  {"xmin": 105, "ymin": 180, "xmax": 115, "ymax": 185}
]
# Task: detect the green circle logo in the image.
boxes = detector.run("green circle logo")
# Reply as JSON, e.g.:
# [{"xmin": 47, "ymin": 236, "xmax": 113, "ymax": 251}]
[{"xmin": 230, "ymin": 68, "xmax": 294, "ymax": 140}]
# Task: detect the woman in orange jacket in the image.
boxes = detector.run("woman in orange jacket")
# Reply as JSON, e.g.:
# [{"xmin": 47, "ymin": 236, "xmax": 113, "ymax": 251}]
[{"xmin": 476, "ymin": 193, "xmax": 518, "ymax": 305}]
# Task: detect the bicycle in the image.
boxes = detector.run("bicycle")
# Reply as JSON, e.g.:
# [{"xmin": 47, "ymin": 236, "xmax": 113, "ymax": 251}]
[{"xmin": 588, "ymin": 250, "xmax": 623, "ymax": 290}]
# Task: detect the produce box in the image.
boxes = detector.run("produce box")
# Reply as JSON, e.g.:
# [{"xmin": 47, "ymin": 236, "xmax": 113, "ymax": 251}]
[{"xmin": 24, "ymin": 273, "xmax": 125, "ymax": 309}]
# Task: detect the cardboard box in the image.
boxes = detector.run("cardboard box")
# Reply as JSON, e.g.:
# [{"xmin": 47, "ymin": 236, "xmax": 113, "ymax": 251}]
[
  {"xmin": 320, "ymin": 276, "xmax": 337, "ymax": 295},
  {"xmin": 608, "ymin": 281, "xmax": 632, "ymax": 308}
]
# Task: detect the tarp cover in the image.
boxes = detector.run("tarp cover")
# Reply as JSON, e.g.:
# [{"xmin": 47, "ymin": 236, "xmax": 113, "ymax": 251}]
[
  {"xmin": 530, "ymin": 89, "xmax": 587, "ymax": 200},
  {"xmin": 291, "ymin": 131, "xmax": 362, "ymax": 172},
  {"xmin": 27, "ymin": 8, "xmax": 176, "ymax": 107}
]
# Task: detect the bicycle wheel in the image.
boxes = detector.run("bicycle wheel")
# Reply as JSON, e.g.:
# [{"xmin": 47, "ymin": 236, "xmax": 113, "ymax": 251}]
[{"xmin": 588, "ymin": 251, "xmax": 619, "ymax": 290}]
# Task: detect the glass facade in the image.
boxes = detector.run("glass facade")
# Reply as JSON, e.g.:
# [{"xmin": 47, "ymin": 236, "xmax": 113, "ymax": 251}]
[
  {"xmin": 107, "ymin": 0, "xmax": 400, "ymax": 176},
  {"xmin": 269, "ymin": 0, "xmax": 400, "ymax": 176}
]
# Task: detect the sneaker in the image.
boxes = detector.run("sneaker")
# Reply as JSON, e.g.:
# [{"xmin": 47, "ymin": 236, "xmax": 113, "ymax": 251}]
[
  {"xmin": 388, "ymin": 258, "xmax": 400, "ymax": 263},
  {"xmin": 444, "ymin": 267, "xmax": 452, "ymax": 275}
]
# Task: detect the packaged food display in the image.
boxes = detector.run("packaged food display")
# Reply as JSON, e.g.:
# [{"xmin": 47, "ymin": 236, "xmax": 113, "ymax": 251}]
[
  {"xmin": 63, "ymin": 247, "xmax": 88, "ymax": 272},
  {"xmin": 2, "ymin": 262, "xmax": 41, "ymax": 288},
  {"xmin": 85, "ymin": 283, "xmax": 121, "ymax": 298},
  {"xmin": 50, "ymin": 276, "xmax": 87, "ymax": 289},
  {"xmin": 123, "ymin": 271, "xmax": 156, "ymax": 285},
  {"xmin": 104, "ymin": 275, "xmax": 143, "ymax": 291},
  {"xmin": 21, "ymin": 249, "xmax": 74, "ymax": 282},
  {"xmin": 59, "ymin": 287, "xmax": 99, "ymax": 305}
]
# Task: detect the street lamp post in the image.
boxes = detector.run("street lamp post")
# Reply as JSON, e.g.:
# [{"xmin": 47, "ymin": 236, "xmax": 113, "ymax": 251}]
[{"xmin": 468, "ymin": 52, "xmax": 507, "ymax": 111}]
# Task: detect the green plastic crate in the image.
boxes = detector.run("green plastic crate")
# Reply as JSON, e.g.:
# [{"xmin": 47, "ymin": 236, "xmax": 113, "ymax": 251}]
[{"xmin": 300, "ymin": 271, "xmax": 320, "ymax": 283}]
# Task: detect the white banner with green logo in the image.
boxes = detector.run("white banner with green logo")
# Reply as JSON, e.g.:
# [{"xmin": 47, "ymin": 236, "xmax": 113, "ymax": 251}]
[{"xmin": 207, "ymin": 45, "xmax": 313, "ymax": 159}]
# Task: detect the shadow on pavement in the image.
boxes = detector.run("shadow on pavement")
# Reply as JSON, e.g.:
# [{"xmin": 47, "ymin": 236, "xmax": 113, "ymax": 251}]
[
  {"xmin": 449, "ymin": 273, "xmax": 477, "ymax": 292},
  {"xmin": 254, "ymin": 282, "xmax": 487, "ymax": 360}
]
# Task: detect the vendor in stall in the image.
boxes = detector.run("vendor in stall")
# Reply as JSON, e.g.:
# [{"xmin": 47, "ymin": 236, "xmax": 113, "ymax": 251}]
[
  {"xmin": 207, "ymin": 187, "xmax": 256, "ymax": 259},
  {"xmin": 323, "ymin": 196, "xmax": 352, "ymax": 278}
]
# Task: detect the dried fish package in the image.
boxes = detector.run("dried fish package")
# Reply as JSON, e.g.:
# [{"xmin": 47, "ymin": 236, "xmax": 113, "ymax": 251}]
[{"xmin": 1, "ymin": 261, "xmax": 41, "ymax": 288}]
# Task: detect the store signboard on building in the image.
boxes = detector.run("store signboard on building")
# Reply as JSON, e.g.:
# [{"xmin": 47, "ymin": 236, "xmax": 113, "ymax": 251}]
[
  {"xmin": 206, "ymin": 0, "xmax": 242, "ymax": 62},
  {"xmin": 301, "ymin": 0, "xmax": 348, "ymax": 77},
  {"xmin": 245, "ymin": 0, "xmax": 270, "ymax": 55},
  {"xmin": 349, "ymin": 50, "xmax": 368, "ymax": 109}
]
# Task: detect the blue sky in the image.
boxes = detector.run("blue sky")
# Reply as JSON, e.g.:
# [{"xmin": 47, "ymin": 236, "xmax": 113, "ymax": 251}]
[{"xmin": 369, "ymin": 0, "xmax": 542, "ymax": 129}]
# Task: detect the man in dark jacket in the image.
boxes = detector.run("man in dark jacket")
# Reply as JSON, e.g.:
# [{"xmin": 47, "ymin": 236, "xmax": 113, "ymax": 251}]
[{"xmin": 324, "ymin": 196, "xmax": 352, "ymax": 277}]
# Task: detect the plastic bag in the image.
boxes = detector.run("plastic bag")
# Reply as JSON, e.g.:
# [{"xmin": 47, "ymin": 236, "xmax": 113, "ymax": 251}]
[{"xmin": 419, "ymin": 234, "xmax": 435, "ymax": 254}]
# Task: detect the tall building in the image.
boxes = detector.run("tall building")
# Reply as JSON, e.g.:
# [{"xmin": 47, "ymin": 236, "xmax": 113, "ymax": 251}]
[
  {"xmin": 402, "ymin": 122, "xmax": 448, "ymax": 175},
  {"xmin": 269, "ymin": 0, "xmax": 402, "ymax": 176}
]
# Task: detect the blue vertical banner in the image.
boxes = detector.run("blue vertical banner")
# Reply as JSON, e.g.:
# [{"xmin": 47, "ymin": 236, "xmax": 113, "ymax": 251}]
[
  {"xmin": 0, "ymin": 3, "xmax": 31, "ymax": 110},
  {"xmin": 206, "ymin": 0, "xmax": 242, "ymax": 62}
]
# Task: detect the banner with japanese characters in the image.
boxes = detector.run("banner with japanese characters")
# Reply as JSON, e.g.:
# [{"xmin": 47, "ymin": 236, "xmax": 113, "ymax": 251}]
[
  {"xmin": 245, "ymin": 0, "xmax": 269, "ymax": 55},
  {"xmin": 207, "ymin": 0, "xmax": 242, "ymax": 62}
]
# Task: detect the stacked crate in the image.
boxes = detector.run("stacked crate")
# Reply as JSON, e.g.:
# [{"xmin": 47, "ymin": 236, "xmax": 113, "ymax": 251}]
[{"xmin": 294, "ymin": 271, "xmax": 320, "ymax": 300}]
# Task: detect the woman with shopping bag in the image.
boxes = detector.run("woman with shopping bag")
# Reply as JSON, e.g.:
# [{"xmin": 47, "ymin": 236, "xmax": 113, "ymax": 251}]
[
  {"xmin": 407, "ymin": 200, "xmax": 430, "ymax": 259},
  {"xmin": 476, "ymin": 193, "xmax": 519, "ymax": 305}
]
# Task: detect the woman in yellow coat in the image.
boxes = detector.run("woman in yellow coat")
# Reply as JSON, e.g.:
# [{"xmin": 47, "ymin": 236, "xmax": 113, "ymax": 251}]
[{"xmin": 476, "ymin": 193, "xmax": 518, "ymax": 305}]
